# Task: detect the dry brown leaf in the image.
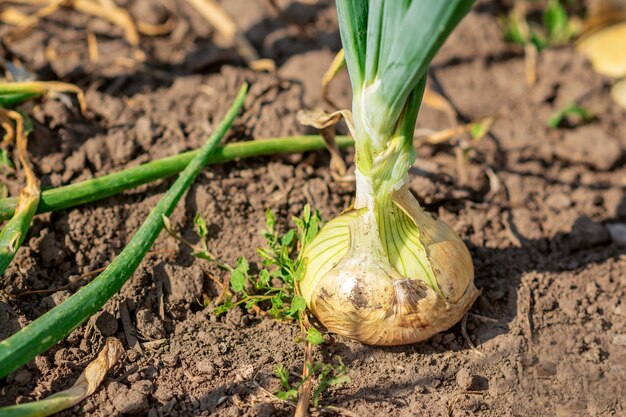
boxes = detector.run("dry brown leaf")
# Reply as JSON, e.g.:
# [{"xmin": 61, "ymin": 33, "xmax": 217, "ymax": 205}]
[
  {"xmin": 184, "ymin": 0, "xmax": 275, "ymax": 71},
  {"xmin": 0, "ymin": 7, "xmax": 35, "ymax": 26},
  {"xmin": 3, "ymin": 0, "xmax": 65, "ymax": 40},
  {"xmin": 0, "ymin": 338, "xmax": 123, "ymax": 416},
  {"xmin": 321, "ymin": 48, "xmax": 346, "ymax": 105},
  {"xmin": 297, "ymin": 108, "xmax": 353, "ymax": 179}
]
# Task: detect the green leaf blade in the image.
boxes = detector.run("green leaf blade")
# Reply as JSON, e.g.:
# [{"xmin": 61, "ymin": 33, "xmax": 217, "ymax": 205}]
[{"xmin": 0, "ymin": 85, "xmax": 248, "ymax": 379}]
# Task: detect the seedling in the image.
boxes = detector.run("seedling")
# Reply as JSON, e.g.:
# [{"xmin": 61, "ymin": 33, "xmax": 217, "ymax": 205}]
[
  {"xmin": 502, "ymin": 0, "xmax": 577, "ymax": 50},
  {"xmin": 548, "ymin": 102, "xmax": 595, "ymax": 128},
  {"xmin": 168, "ymin": 204, "xmax": 323, "ymax": 329},
  {"xmin": 501, "ymin": 0, "xmax": 579, "ymax": 84},
  {"xmin": 274, "ymin": 358, "xmax": 350, "ymax": 407}
]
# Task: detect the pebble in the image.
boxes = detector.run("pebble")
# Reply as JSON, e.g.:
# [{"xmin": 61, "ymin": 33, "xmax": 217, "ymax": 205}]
[
  {"xmin": 162, "ymin": 353, "xmax": 179, "ymax": 367},
  {"xmin": 564, "ymin": 217, "xmax": 610, "ymax": 251},
  {"xmin": 607, "ymin": 223, "xmax": 626, "ymax": 246},
  {"xmin": 95, "ymin": 311, "xmax": 118, "ymax": 337},
  {"xmin": 133, "ymin": 380, "xmax": 154, "ymax": 395},
  {"xmin": 196, "ymin": 359, "xmax": 215, "ymax": 375},
  {"xmin": 585, "ymin": 282, "xmax": 598, "ymax": 299},
  {"xmin": 135, "ymin": 309, "xmax": 166, "ymax": 340},
  {"xmin": 456, "ymin": 368, "xmax": 474, "ymax": 390},
  {"xmin": 560, "ymin": 297, "xmax": 579, "ymax": 317}
]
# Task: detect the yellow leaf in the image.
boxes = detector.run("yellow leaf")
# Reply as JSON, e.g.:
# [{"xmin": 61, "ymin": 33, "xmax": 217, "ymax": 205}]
[{"xmin": 577, "ymin": 22, "xmax": 626, "ymax": 78}]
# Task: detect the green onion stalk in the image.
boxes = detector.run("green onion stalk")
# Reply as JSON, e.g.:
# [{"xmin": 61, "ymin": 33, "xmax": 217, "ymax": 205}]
[
  {"xmin": 0, "ymin": 85, "xmax": 247, "ymax": 378},
  {"xmin": 0, "ymin": 110, "xmax": 39, "ymax": 276},
  {"xmin": 298, "ymin": 1, "xmax": 480, "ymax": 345},
  {"xmin": 0, "ymin": 135, "xmax": 353, "ymax": 221}
]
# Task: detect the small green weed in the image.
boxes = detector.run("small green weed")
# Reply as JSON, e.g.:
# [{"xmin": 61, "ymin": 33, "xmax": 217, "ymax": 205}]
[
  {"xmin": 501, "ymin": 0, "xmax": 578, "ymax": 51},
  {"xmin": 164, "ymin": 204, "xmax": 323, "ymax": 326},
  {"xmin": 548, "ymin": 102, "xmax": 594, "ymax": 128},
  {"xmin": 165, "ymin": 204, "xmax": 344, "ymax": 408},
  {"xmin": 274, "ymin": 358, "xmax": 350, "ymax": 407},
  {"xmin": 211, "ymin": 205, "xmax": 321, "ymax": 321}
]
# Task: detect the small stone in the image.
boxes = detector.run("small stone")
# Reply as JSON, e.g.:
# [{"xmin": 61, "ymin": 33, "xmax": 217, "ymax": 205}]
[
  {"xmin": 135, "ymin": 116, "xmax": 154, "ymax": 149},
  {"xmin": 585, "ymin": 282, "xmax": 598, "ymax": 299},
  {"xmin": 456, "ymin": 368, "xmax": 474, "ymax": 390},
  {"xmin": 34, "ymin": 356, "xmax": 50, "ymax": 373},
  {"xmin": 127, "ymin": 349, "xmax": 141, "ymax": 362},
  {"xmin": 607, "ymin": 223, "xmax": 626, "ymax": 246},
  {"xmin": 79, "ymin": 338, "xmax": 91, "ymax": 353},
  {"xmin": 560, "ymin": 297, "xmax": 579, "ymax": 317},
  {"xmin": 54, "ymin": 348, "xmax": 68, "ymax": 364},
  {"xmin": 196, "ymin": 359, "xmax": 214, "ymax": 375},
  {"xmin": 135, "ymin": 309, "xmax": 166, "ymax": 340},
  {"xmin": 564, "ymin": 217, "xmax": 610, "ymax": 252},
  {"xmin": 154, "ymin": 384, "xmax": 175, "ymax": 403},
  {"xmin": 162, "ymin": 353, "xmax": 179, "ymax": 367},
  {"xmin": 133, "ymin": 380, "xmax": 154, "ymax": 395},
  {"xmin": 143, "ymin": 366, "xmax": 158, "ymax": 379},
  {"xmin": 95, "ymin": 311, "xmax": 118, "ymax": 337}
]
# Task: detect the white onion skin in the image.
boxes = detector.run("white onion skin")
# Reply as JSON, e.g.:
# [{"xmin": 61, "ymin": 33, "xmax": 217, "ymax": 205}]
[{"xmin": 299, "ymin": 187, "xmax": 479, "ymax": 346}]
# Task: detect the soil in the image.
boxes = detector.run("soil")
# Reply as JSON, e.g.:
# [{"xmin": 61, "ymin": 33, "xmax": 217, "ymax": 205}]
[{"xmin": 1, "ymin": 0, "xmax": 625, "ymax": 416}]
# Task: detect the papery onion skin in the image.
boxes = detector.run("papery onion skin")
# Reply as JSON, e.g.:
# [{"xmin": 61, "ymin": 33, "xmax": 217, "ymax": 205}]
[{"xmin": 299, "ymin": 187, "xmax": 480, "ymax": 346}]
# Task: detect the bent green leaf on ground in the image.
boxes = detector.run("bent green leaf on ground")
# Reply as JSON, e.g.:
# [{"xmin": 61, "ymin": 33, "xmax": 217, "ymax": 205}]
[
  {"xmin": 0, "ymin": 135, "xmax": 354, "ymax": 221},
  {"xmin": 0, "ymin": 84, "xmax": 247, "ymax": 379}
]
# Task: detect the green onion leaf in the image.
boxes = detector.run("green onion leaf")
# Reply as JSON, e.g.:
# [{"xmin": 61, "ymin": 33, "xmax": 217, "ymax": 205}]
[{"xmin": 0, "ymin": 84, "xmax": 248, "ymax": 379}]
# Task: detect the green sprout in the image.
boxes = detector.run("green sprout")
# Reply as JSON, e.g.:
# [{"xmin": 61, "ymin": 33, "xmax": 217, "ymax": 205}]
[
  {"xmin": 169, "ymin": 204, "xmax": 322, "ymax": 325},
  {"xmin": 273, "ymin": 358, "xmax": 350, "ymax": 407},
  {"xmin": 548, "ymin": 102, "xmax": 595, "ymax": 128}
]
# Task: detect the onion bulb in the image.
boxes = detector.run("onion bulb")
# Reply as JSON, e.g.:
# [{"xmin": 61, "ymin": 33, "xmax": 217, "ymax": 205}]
[{"xmin": 299, "ymin": 181, "xmax": 479, "ymax": 345}]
